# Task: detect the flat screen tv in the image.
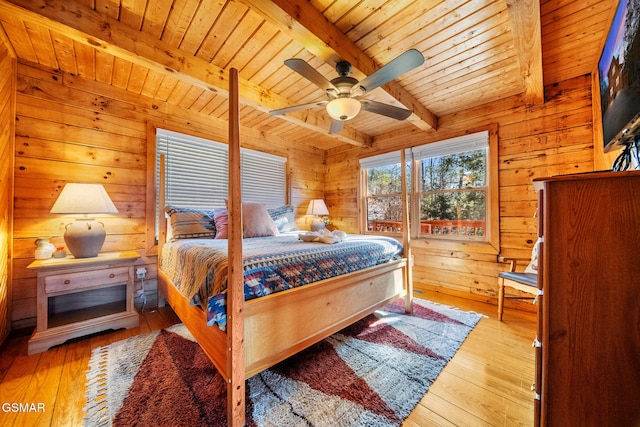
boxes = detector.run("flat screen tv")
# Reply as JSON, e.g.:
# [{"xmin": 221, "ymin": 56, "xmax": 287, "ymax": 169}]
[{"xmin": 598, "ymin": 0, "xmax": 640, "ymax": 152}]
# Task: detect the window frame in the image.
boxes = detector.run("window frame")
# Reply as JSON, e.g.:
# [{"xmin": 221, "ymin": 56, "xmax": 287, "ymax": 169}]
[
  {"xmin": 359, "ymin": 150, "xmax": 410, "ymax": 233},
  {"xmin": 359, "ymin": 125, "xmax": 499, "ymax": 250}
]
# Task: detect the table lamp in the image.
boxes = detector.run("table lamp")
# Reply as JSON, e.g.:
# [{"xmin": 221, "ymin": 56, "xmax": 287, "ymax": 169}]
[
  {"xmin": 50, "ymin": 183, "xmax": 118, "ymax": 258},
  {"xmin": 306, "ymin": 199, "xmax": 329, "ymax": 231}
]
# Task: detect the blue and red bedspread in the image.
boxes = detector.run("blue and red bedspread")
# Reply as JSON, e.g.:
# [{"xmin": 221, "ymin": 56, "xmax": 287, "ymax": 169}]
[{"xmin": 160, "ymin": 233, "xmax": 403, "ymax": 330}]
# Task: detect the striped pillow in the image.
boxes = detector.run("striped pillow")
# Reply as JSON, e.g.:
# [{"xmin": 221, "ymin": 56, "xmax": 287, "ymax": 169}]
[{"xmin": 165, "ymin": 206, "xmax": 216, "ymax": 240}]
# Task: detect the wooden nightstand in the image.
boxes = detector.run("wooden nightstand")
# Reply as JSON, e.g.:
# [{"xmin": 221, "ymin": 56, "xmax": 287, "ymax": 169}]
[{"xmin": 27, "ymin": 251, "xmax": 140, "ymax": 354}]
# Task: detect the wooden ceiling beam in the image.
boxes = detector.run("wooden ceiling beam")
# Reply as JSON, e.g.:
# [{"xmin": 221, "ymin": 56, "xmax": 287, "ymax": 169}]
[
  {"xmin": 506, "ymin": 0, "xmax": 544, "ymax": 106},
  {"xmin": 240, "ymin": 0, "xmax": 438, "ymax": 131},
  {"xmin": 0, "ymin": 0, "xmax": 372, "ymax": 147}
]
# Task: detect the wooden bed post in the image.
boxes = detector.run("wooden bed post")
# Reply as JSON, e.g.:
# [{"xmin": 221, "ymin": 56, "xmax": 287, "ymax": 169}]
[
  {"xmin": 227, "ymin": 67, "xmax": 245, "ymax": 426},
  {"xmin": 400, "ymin": 149, "xmax": 413, "ymax": 313},
  {"xmin": 158, "ymin": 154, "xmax": 167, "ymax": 251}
]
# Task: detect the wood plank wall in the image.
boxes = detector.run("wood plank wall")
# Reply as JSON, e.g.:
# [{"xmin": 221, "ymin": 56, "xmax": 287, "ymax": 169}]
[
  {"xmin": 6, "ymin": 61, "xmax": 615, "ymax": 328},
  {"xmin": 10, "ymin": 62, "xmax": 324, "ymax": 329},
  {"xmin": 326, "ymin": 75, "xmax": 597, "ymax": 308},
  {"xmin": 0, "ymin": 42, "xmax": 15, "ymax": 345}
]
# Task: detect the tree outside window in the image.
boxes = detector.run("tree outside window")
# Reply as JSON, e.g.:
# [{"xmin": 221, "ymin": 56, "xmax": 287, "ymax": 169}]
[
  {"xmin": 419, "ymin": 149, "xmax": 487, "ymax": 238},
  {"xmin": 364, "ymin": 162, "xmax": 409, "ymax": 232}
]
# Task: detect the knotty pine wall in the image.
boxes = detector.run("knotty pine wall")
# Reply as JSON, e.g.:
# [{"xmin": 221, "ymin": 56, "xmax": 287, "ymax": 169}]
[
  {"xmin": 6, "ymin": 61, "xmax": 619, "ymax": 329},
  {"xmin": 326, "ymin": 75, "xmax": 598, "ymax": 308},
  {"xmin": 10, "ymin": 62, "xmax": 325, "ymax": 329},
  {"xmin": 0, "ymin": 43, "xmax": 15, "ymax": 345}
]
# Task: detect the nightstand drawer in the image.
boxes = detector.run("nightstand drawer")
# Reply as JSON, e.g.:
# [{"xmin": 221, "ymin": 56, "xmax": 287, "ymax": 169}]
[{"xmin": 44, "ymin": 266, "xmax": 130, "ymax": 293}]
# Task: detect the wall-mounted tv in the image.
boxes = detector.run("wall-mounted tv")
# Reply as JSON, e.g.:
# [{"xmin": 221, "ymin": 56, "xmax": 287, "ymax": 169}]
[{"xmin": 598, "ymin": 0, "xmax": 640, "ymax": 152}]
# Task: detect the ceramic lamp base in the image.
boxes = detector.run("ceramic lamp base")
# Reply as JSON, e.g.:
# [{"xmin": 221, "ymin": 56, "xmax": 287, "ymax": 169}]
[
  {"xmin": 64, "ymin": 219, "xmax": 106, "ymax": 258},
  {"xmin": 310, "ymin": 217, "xmax": 325, "ymax": 232}
]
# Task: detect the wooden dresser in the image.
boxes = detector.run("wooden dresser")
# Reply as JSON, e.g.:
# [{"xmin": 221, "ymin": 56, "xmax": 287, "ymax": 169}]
[{"xmin": 535, "ymin": 170, "xmax": 640, "ymax": 426}]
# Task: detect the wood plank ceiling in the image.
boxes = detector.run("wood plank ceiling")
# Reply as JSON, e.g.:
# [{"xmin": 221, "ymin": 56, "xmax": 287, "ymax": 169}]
[{"xmin": 0, "ymin": 0, "xmax": 618, "ymax": 149}]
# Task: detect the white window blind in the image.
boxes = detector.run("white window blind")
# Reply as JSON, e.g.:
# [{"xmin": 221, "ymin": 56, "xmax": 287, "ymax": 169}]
[
  {"xmin": 411, "ymin": 131, "xmax": 488, "ymax": 160},
  {"xmin": 156, "ymin": 129, "xmax": 286, "ymax": 210},
  {"xmin": 240, "ymin": 147, "xmax": 287, "ymax": 207},
  {"xmin": 359, "ymin": 149, "xmax": 410, "ymax": 169}
]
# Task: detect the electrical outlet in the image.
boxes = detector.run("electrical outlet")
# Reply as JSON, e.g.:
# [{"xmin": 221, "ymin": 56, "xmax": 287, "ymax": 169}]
[{"xmin": 136, "ymin": 267, "xmax": 147, "ymax": 279}]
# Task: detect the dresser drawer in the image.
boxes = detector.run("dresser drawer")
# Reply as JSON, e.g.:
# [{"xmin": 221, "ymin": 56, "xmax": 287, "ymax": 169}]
[{"xmin": 44, "ymin": 266, "xmax": 130, "ymax": 294}]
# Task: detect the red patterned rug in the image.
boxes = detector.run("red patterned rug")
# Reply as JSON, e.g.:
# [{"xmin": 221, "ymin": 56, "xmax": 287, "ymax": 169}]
[{"xmin": 84, "ymin": 298, "xmax": 482, "ymax": 426}]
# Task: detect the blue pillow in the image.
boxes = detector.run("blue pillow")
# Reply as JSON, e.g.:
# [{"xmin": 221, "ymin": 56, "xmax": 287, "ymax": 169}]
[{"xmin": 267, "ymin": 205, "xmax": 297, "ymax": 232}]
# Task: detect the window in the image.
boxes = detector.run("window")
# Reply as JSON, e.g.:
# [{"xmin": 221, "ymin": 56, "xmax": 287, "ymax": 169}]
[
  {"xmin": 412, "ymin": 131, "xmax": 488, "ymax": 240},
  {"xmin": 156, "ymin": 129, "xmax": 286, "ymax": 209},
  {"xmin": 359, "ymin": 151, "xmax": 410, "ymax": 233},
  {"xmin": 153, "ymin": 128, "xmax": 286, "ymax": 239},
  {"xmin": 360, "ymin": 129, "xmax": 498, "ymax": 246}
]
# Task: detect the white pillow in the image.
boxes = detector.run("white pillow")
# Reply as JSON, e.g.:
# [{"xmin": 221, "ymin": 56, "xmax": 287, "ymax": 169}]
[
  {"xmin": 524, "ymin": 238, "xmax": 542, "ymax": 274},
  {"xmin": 242, "ymin": 202, "xmax": 279, "ymax": 237}
]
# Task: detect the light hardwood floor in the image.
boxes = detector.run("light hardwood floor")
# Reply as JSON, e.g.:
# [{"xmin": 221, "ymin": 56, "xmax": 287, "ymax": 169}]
[{"xmin": 0, "ymin": 291, "xmax": 536, "ymax": 426}]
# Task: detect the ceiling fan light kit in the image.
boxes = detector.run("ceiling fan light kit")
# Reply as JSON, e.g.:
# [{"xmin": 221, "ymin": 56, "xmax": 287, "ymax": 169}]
[
  {"xmin": 326, "ymin": 97, "xmax": 361, "ymax": 121},
  {"xmin": 270, "ymin": 49, "xmax": 425, "ymax": 132}
]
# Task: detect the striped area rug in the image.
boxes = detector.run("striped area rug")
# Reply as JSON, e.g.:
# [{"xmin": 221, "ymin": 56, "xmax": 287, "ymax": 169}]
[{"xmin": 84, "ymin": 298, "xmax": 482, "ymax": 426}]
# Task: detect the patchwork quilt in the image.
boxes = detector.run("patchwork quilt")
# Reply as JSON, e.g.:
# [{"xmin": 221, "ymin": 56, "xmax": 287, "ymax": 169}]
[{"xmin": 160, "ymin": 233, "xmax": 403, "ymax": 330}]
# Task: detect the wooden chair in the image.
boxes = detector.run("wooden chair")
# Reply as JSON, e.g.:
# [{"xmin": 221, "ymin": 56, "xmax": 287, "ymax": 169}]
[{"xmin": 497, "ymin": 256, "xmax": 538, "ymax": 321}]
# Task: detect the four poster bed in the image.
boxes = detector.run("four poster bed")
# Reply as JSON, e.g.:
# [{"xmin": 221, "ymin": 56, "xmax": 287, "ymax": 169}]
[{"xmin": 156, "ymin": 69, "xmax": 412, "ymax": 427}]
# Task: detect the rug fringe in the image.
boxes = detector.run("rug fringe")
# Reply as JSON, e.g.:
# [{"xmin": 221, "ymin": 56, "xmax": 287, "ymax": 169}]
[{"xmin": 83, "ymin": 345, "xmax": 112, "ymax": 427}]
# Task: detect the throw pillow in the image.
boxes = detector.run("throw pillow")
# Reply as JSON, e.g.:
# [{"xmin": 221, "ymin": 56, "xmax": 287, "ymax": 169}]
[
  {"xmin": 215, "ymin": 203, "xmax": 279, "ymax": 238},
  {"xmin": 213, "ymin": 209, "xmax": 229, "ymax": 239},
  {"xmin": 165, "ymin": 206, "xmax": 216, "ymax": 240},
  {"xmin": 524, "ymin": 237, "xmax": 542, "ymax": 274},
  {"xmin": 267, "ymin": 205, "xmax": 296, "ymax": 232},
  {"xmin": 242, "ymin": 202, "xmax": 279, "ymax": 237}
]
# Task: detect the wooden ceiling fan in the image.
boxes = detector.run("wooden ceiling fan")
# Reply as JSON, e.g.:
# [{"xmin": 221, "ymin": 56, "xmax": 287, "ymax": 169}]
[{"xmin": 269, "ymin": 49, "xmax": 425, "ymax": 134}]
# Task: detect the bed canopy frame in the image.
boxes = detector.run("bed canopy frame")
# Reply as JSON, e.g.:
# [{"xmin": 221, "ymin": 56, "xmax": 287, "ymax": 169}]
[{"xmin": 157, "ymin": 68, "xmax": 412, "ymax": 426}]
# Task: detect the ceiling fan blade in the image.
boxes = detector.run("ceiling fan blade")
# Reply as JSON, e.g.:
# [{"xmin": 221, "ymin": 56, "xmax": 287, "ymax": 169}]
[
  {"xmin": 351, "ymin": 49, "xmax": 424, "ymax": 96},
  {"xmin": 329, "ymin": 119, "xmax": 344, "ymax": 134},
  {"xmin": 360, "ymin": 100, "xmax": 413, "ymax": 120},
  {"xmin": 269, "ymin": 101, "xmax": 327, "ymax": 115},
  {"xmin": 285, "ymin": 58, "xmax": 338, "ymax": 92}
]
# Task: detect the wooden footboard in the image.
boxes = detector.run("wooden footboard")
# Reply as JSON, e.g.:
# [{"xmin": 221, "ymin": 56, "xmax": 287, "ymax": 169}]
[
  {"xmin": 243, "ymin": 258, "xmax": 407, "ymax": 377},
  {"xmin": 157, "ymin": 257, "xmax": 408, "ymax": 379}
]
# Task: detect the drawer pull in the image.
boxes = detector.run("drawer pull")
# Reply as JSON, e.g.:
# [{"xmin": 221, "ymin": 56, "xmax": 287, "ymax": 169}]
[
  {"xmin": 64, "ymin": 279, "xmax": 70, "ymax": 285},
  {"xmin": 109, "ymin": 273, "xmax": 115, "ymax": 278}
]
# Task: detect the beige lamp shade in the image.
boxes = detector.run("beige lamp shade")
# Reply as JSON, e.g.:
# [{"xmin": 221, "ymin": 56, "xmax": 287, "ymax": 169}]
[
  {"xmin": 51, "ymin": 183, "xmax": 118, "ymax": 214},
  {"xmin": 306, "ymin": 199, "xmax": 329, "ymax": 231},
  {"xmin": 51, "ymin": 183, "xmax": 118, "ymax": 258},
  {"xmin": 306, "ymin": 199, "xmax": 329, "ymax": 216}
]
